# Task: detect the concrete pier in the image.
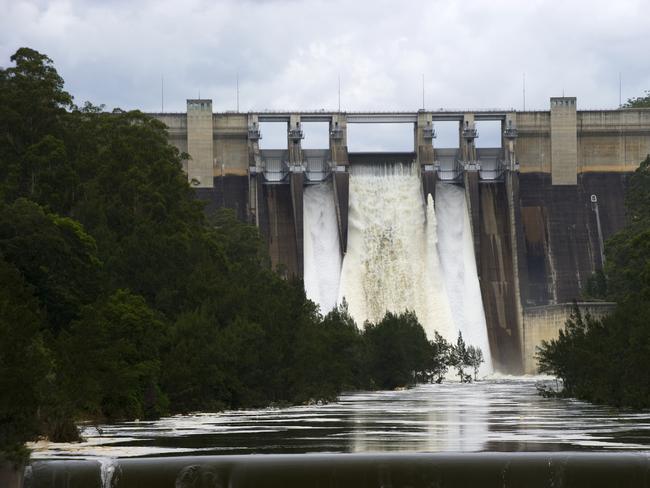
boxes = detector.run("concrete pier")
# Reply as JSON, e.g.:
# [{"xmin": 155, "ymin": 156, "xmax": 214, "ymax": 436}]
[
  {"xmin": 288, "ymin": 115, "xmax": 305, "ymax": 278},
  {"xmin": 186, "ymin": 99, "xmax": 214, "ymax": 188},
  {"xmin": 330, "ymin": 114, "xmax": 350, "ymax": 255},
  {"xmin": 416, "ymin": 111, "xmax": 437, "ymax": 203}
]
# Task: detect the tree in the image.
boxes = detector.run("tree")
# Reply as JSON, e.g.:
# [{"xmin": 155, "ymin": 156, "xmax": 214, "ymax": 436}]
[
  {"xmin": 161, "ymin": 308, "xmax": 233, "ymax": 413},
  {"xmin": 0, "ymin": 199, "xmax": 103, "ymax": 332},
  {"xmin": 450, "ymin": 332, "xmax": 472, "ymax": 383},
  {"xmin": 623, "ymin": 90, "xmax": 650, "ymax": 108},
  {"xmin": 0, "ymin": 48, "xmax": 74, "ymax": 206},
  {"xmin": 600, "ymin": 156, "xmax": 650, "ymax": 303},
  {"xmin": 0, "ymin": 258, "xmax": 52, "ymax": 464},
  {"xmin": 537, "ymin": 155, "xmax": 650, "ymax": 408},
  {"xmin": 22, "ymin": 135, "xmax": 77, "ymax": 214},
  {"xmin": 295, "ymin": 301, "xmax": 368, "ymax": 399},
  {"xmin": 59, "ymin": 290, "xmax": 168, "ymax": 421},
  {"xmin": 467, "ymin": 346, "xmax": 484, "ymax": 381},
  {"xmin": 431, "ymin": 331, "xmax": 451, "ymax": 383},
  {"xmin": 365, "ymin": 311, "xmax": 434, "ymax": 389},
  {"xmin": 536, "ymin": 301, "xmax": 650, "ymax": 407}
]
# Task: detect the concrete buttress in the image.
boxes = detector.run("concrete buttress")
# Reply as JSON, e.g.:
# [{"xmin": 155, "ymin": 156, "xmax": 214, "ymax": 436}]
[
  {"xmin": 330, "ymin": 114, "xmax": 350, "ymax": 255},
  {"xmin": 288, "ymin": 114, "xmax": 305, "ymax": 278}
]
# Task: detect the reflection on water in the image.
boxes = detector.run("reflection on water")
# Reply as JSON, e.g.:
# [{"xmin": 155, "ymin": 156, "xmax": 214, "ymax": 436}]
[
  {"xmin": 30, "ymin": 378, "xmax": 650, "ymax": 459},
  {"xmin": 349, "ymin": 382, "xmax": 489, "ymax": 452}
]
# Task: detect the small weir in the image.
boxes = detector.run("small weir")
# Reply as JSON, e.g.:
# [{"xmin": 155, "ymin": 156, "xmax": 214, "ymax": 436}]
[{"xmin": 25, "ymin": 453, "xmax": 650, "ymax": 488}]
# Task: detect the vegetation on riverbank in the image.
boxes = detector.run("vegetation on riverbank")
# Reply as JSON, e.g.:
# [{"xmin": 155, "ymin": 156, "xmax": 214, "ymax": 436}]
[
  {"xmin": 0, "ymin": 48, "xmax": 483, "ymax": 465},
  {"xmin": 536, "ymin": 154, "xmax": 650, "ymax": 409}
]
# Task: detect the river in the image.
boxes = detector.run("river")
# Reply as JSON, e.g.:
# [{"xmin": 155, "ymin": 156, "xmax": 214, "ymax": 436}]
[{"xmin": 29, "ymin": 377, "xmax": 650, "ymax": 460}]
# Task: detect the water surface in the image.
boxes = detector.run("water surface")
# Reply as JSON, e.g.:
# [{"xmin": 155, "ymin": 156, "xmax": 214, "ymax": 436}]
[{"xmin": 30, "ymin": 378, "xmax": 650, "ymax": 459}]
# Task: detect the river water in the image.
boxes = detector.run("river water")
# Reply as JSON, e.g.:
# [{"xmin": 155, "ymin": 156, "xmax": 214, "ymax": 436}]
[{"xmin": 29, "ymin": 378, "xmax": 650, "ymax": 460}]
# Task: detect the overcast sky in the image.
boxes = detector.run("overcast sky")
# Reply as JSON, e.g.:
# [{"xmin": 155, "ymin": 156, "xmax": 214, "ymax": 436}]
[{"xmin": 2, "ymin": 0, "xmax": 649, "ymax": 149}]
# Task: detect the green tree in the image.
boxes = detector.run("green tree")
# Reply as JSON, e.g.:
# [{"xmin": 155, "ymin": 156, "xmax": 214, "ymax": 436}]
[
  {"xmin": 289, "ymin": 301, "xmax": 368, "ymax": 402},
  {"xmin": 537, "ymin": 302, "xmax": 650, "ymax": 408},
  {"xmin": 318, "ymin": 302, "xmax": 368, "ymax": 392},
  {"xmin": 162, "ymin": 308, "xmax": 232, "ymax": 413},
  {"xmin": 537, "ymin": 153, "xmax": 650, "ymax": 408},
  {"xmin": 450, "ymin": 332, "xmax": 472, "ymax": 383},
  {"xmin": 22, "ymin": 135, "xmax": 77, "ymax": 214},
  {"xmin": 623, "ymin": 90, "xmax": 650, "ymax": 108},
  {"xmin": 365, "ymin": 311, "xmax": 434, "ymax": 389},
  {"xmin": 602, "ymin": 156, "xmax": 650, "ymax": 302},
  {"xmin": 0, "ymin": 48, "xmax": 74, "ymax": 206},
  {"xmin": 0, "ymin": 258, "xmax": 52, "ymax": 464},
  {"xmin": 467, "ymin": 345, "xmax": 484, "ymax": 381},
  {"xmin": 431, "ymin": 331, "xmax": 451, "ymax": 383},
  {"xmin": 59, "ymin": 290, "xmax": 168, "ymax": 421},
  {"xmin": 64, "ymin": 109, "xmax": 207, "ymax": 318},
  {"xmin": 0, "ymin": 199, "xmax": 103, "ymax": 331}
]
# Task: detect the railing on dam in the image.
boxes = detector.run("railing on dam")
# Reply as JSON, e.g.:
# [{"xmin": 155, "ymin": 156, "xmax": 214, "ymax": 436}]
[
  {"xmin": 257, "ymin": 149, "xmax": 513, "ymax": 185},
  {"xmin": 256, "ymin": 150, "xmax": 332, "ymax": 184},
  {"xmin": 24, "ymin": 453, "xmax": 650, "ymax": 488}
]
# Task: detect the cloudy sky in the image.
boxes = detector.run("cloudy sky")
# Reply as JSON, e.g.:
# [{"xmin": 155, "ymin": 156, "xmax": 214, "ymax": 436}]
[{"xmin": 1, "ymin": 0, "xmax": 649, "ymax": 149}]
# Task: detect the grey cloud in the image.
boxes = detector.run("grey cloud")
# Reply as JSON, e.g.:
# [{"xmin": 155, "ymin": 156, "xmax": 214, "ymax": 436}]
[{"xmin": 1, "ymin": 0, "xmax": 649, "ymax": 149}]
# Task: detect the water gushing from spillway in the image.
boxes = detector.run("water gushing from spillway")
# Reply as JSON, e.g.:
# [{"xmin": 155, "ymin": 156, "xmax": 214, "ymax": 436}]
[
  {"xmin": 338, "ymin": 164, "xmax": 456, "ymax": 341},
  {"xmin": 303, "ymin": 182, "xmax": 342, "ymax": 313},
  {"xmin": 435, "ymin": 183, "xmax": 493, "ymax": 373},
  {"xmin": 304, "ymin": 165, "xmax": 492, "ymax": 373}
]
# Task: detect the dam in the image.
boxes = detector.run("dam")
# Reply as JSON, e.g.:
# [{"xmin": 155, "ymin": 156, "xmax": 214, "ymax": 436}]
[{"xmin": 151, "ymin": 99, "xmax": 650, "ymax": 374}]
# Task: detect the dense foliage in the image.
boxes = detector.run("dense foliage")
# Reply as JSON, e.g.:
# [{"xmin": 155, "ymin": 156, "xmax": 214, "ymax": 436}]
[
  {"xmin": 0, "ymin": 48, "xmax": 486, "ymax": 464},
  {"xmin": 623, "ymin": 90, "xmax": 650, "ymax": 108},
  {"xmin": 537, "ymin": 155, "xmax": 650, "ymax": 408}
]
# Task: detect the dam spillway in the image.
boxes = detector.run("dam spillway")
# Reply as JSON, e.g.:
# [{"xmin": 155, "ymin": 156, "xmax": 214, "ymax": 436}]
[
  {"xmin": 150, "ymin": 98, "xmax": 650, "ymax": 374},
  {"xmin": 338, "ymin": 164, "xmax": 455, "ymax": 341},
  {"xmin": 302, "ymin": 166, "xmax": 493, "ymax": 373},
  {"xmin": 303, "ymin": 182, "xmax": 341, "ymax": 313},
  {"xmin": 435, "ymin": 183, "xmax": 492, "ymax": 371}
]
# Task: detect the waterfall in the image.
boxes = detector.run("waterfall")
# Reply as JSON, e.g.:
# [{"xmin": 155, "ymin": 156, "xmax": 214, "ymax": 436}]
[
  {"xmin": 304, "ymin": 165, "xmax": 493, "ymax": 374},
  {"xmin": 338, "ymin": 164, "xmax": 456, "ymax": 341},
  {"xmin": 435, "ymin": 183, "xmax": 493, "ymax": 373},
  {"xmin": 303, "ymin": 182, "xmax": 342, "ymax": 314},
  {"xmin": 98, "ymin": 457, "xmax": 119, "ymax": 488}
]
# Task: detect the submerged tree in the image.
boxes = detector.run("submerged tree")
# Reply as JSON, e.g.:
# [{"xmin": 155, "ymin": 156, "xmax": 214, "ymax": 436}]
[
  {"xmin": 430, "ymin": 331, "xmax": 451, "ymax": 383},
  {"xmin": 467, "ymin": 346, "xmax": 484, "ymax": 381},
  {"xmin": 364, "ymin": 310, "xmax": 434, "ymax": 389},
  {"xmin": 450, "ymin": 332, "xmax": 472, "ymax": 383}
]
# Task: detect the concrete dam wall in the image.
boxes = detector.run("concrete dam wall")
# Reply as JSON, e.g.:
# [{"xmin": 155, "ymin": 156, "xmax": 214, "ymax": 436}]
[{"xmin": 151, "ymin": 99, "xmax": 650, "ymax": 374}]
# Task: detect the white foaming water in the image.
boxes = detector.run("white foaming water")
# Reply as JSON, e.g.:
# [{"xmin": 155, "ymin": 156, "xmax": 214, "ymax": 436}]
[
  {"xmin": 98, "ymin": 457, "xmax": 118, "ymax": 488},
  {"xmin": 303, "ymin": 182, "xmax": 342, "ymax": 314},
  {"xmin": 29, "ymin": 379, "xmax": 650, "ymax": 458},
  {"xmin": 435, "ymin": 183, "xmax": 493, "ymax": 373},
  {"xmin": 338, "ymin": 164, "xmax": 456, "ymax": 341}
]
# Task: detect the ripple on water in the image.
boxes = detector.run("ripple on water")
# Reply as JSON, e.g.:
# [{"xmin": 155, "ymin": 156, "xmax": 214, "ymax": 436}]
[{"xmin": 28, "ymin": 378, "xmax": 650, "ymax": 459}]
